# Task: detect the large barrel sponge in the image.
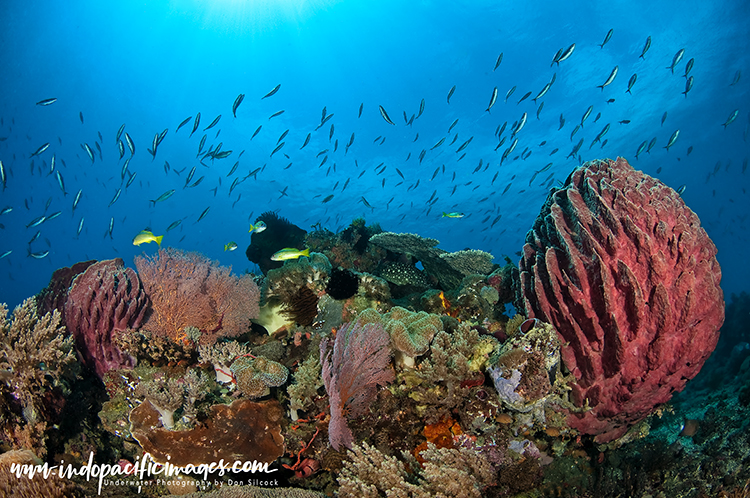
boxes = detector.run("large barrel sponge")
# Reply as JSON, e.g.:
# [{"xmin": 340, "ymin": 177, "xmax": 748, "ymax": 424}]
[{"xmin": 519, "ymin": 157, "xmax": 724, "ymax": 442}]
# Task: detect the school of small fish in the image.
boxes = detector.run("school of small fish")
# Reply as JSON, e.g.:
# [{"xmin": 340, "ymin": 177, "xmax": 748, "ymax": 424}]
[{"xmin": 0, "ymin": 26, "xmax": 746, "ymax": 284}]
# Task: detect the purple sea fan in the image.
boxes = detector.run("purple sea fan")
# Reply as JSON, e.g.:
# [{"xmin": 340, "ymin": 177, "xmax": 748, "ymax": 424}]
[{"xmin": 320, "ymin": 319, "xmax": 394, "ymax": 451}]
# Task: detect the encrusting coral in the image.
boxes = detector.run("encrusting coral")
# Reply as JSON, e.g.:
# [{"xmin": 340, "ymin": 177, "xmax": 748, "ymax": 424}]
[{"xmin": 0, "ymin": 298, "xmax": 77, "ymax": 456}]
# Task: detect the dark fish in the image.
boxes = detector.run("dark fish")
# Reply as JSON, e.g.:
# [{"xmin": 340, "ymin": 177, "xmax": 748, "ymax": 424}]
[
  {"xmin": 36, "ymin": 98, "xmax": 57, "ymax": 106},
  {"xmin": 682, "ymin": 76, "xmax": 694, "ymax": 97},
  {"xmin": 150, "ymin": 189, "xmax": 175, "ymax": 205},
  {"xmin": 493, "ymin": 52, "xmax": 503, "ymax": 70},
  {"xmin": 278, "ymin": 129, "xmax": 289, "ymax": 143},
  {"xmin": 269, "ymin": 110, "xmax": 285, "ymax": 119},
  {"xmin": 379, "ymin": 105, "xmax": 395, "ymax": 125},
  {"xmin": 108, "ymin": 188, "xmax": 122, "ymax": 207},
  {"xmin": 79, "ymin": 111, "xmax": 84, "ymax": 124},
  {"xmin": 626, "ymin": 73, "xmax": 637, "ymax": 94},
  {"xmin": 190, "ymin": 113, "xmax": 201, "ymax": 137},
  {"xmin": 204, "ymin": 115, "xmax": 221, "ymax": 131},
  {"xmin": 505, "ymin": 86, "xmax": 516, "ymax": 102},
  {"xmin": 417, "ymin": 98, "xmax": 425, "ymax": 118},
  {"xmin": 196, "ymin": 206, "xmax": 210, "ymax": 223},
  {"xmin": 448, "ymin": 118, "xmax": 459, "ymax": 134},
  {"xmin": 116, "ymin": 123, "xmax": 126, "ymax": 143},
  {"xmin": 176, "ymin": 116, "xmax": 192, "ymax": 133},
  {"xmin": 232, "ymin": 94, "xmax": 245, "ymax": 117},
  {"xmin": 251, "ymin": 125, "xmax": 262, "ymax": 140},
  {"xmin": 358, "ymin": 103, "xmax": 363, "ymax": 117},
  {"xmin": 271, "ymin": 142, "xmax": 285, "ymax": 157},
  {"xmin": 322, "ymin": 194, "xmax": 334, "ymax": 204},
  {"xmin": 166, "ymin": 220, "xmax": 182, "ymax": 232},
  {"xmin": 599, "ymin": 28, "xmax": 613, "ymax": 48},
  {"xmin": 639, "ymin": 36, "xmax": 652, "ymax": 59},
  {"xmin": 684, "ymin": 58, "xmax": 694, "ymax": 78},
  {"xmin": 262, "ymin": 84, "xmax": 281, "ymax": 99},
  {"xmin": 517, "ymin": 91, "xmax": 532, "ymax": 104},
  {"xmin": 447, "ymin": 85, "xmax": 456, "ymax": 103}
]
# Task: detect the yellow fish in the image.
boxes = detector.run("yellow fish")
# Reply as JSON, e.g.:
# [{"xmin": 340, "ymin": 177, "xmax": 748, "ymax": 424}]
[
  {"xmin": 270, "ymin": 247, "xmax": 309, "ymax": 261},
  {"xmin": 442, "ymin": 212, "xmax": 465, "ymax": 218},
  {"xmin": 224, "ymin": 241, "xmax": 238, "ymax": 251},
  {"xmin": 133, "ymin": 230, "xmax": 163, "ymax": 246}
]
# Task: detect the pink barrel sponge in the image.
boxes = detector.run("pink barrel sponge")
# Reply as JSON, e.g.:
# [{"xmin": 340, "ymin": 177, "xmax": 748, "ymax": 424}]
[
  {"xmin": 64, "ymin": 258, "xmax": 149, "ymax": 378},
  {"xmin": 519, "ymin": 157, "xmax": 724, "ymax": 442}
]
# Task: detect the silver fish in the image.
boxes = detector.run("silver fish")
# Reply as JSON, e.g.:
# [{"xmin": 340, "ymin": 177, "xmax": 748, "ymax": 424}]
[
  {"xmin": 723, "ymin": 109, "xmax": 739, "ymax": 128},
  {"xmin": 124, "ymin": 132, "xmax": 135, "ymax": 155},
  {"xmin": 664, "ymin": 129, "xmax": 680, "ymax": 151},
  {"xmin": 667, "ymin": 48, "xmax": 685, "ymax": 73},
  {"xmin": 557, "ymin": 43, "xmax": 575, "ymax": 64},
  {"xmin": 30, "ymin": 143, "xmax": 50, "ymax": 157},
  {"xmin": 599, "ymin": 28, "xmax": 613, "ymax": 48},
  {"xmin": 56, "ymin": 171, "xmax": 67, "ymax": 196},
  {"xmin": 597, "ymin": 66, "xmax": 618, "ymax": 90},
  {"xmin": 486, "ymin": 87, "xmax": 498, "ymax": 113},
  {"xmin": 379, "ymin": 105, "xmax": 395, "ymax": 125}
]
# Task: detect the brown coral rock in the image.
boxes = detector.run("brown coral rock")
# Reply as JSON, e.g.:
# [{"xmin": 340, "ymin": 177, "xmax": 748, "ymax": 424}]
[{"xmin": 129, "ymin": 399, "xmax": 285, "ymax": 467}]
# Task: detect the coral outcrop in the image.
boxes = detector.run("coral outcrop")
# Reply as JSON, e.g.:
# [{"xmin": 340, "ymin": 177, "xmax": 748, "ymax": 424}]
[{"xmin": 519, "ymin": 157, "xmax": 724, "ymax": 442}]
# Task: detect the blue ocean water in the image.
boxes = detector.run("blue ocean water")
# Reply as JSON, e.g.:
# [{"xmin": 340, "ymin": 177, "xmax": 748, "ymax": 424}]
[{"xmin": 0, "ymin": 0, "xmax": 748, "ymax": 308}]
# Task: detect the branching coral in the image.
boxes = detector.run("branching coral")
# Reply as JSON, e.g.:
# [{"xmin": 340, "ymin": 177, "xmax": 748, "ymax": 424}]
[
  {"xmin": 338, "ymin": 441, "xmax": 494, "ymax": 498},
  {"xmin": 0, "ymin": 298, "xmax": 77, "ymax": 456},
  {"xmin": 287, "ymin": 353, "xmax": 323, "ymax": 420},
  {"xmin": 135, "ymin": 248, "xmax": 260, "ymax": 345}
]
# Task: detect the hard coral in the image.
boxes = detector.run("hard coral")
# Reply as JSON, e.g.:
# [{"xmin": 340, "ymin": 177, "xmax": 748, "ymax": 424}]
[
  {"xmin": 519, "ymin": 157, "xmax": 724, "ymax": 442},
  {"xmin": 0, "ymin": 298, "xmax": 77, "ymax": 456},
  {"xmin": 231, "ymin": 356, "xmax": 289, "ymax": 398},
  {"xmin": 129, "ymin": 398, "xmax": 285, "ymax": 467}
]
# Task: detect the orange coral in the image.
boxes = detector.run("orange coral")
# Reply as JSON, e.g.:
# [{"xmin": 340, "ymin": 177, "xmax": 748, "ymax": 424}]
[
  {"xmin": 134, "ymin": 248, "xmax": 259, "ymax": 345},
  {"xmin": 413, "ymin": 417, "xmax": 463, "ymax": 465}
]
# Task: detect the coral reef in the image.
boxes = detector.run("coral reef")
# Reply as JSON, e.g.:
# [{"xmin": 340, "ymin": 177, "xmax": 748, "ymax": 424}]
[
  {"xmin": 246, "ymin": 211, "xmax": 308, "ymax": 275},
  {"xmin": 129, "ymin": 398, "xmax": 285, "ymax": 467},
  {"xmin": 287, "ymin": 352, "xmax": 324, "ymax": 420},
  {"xmin": 338, "ymin": 441, "xmax": 495, "ymax": 498},
  {"xmin": 281, "ymin": 287, "xmax": 319, "ymax": 327},
  {"xmin": 325, "ymin": 267, "xmax": 360, "ymax": 300},
  {"xmin": 519, "ymin": 157, "xmax": 725, "ymax": 442},
  {"xmin": 64, "ymin": 258, "xmax": 148, "ymax": 378},
  {"xmin": 305, "ymin": 218, "xmax": 386, "ymax": 274},
  {"xmin": 231, "ymin": 355, "xmax": 289, "ymax": 398},
  {"xmin": 135, "ymin": 248, "xmax": 260, "ymax": 345},
  {"xmin": 0, "ymin": 298, "xmax": 77, "ymax": 457},
  {"xmin": 370, "ymin": 232, "xmax": 494, "ymax": 290},
  {"xmin": 320, "ymin": 317, "xmax": 395, "ymax": 450},
  {"xmin": 0, "ymin": 449, "xmax": 79, "ymax": 497}
]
